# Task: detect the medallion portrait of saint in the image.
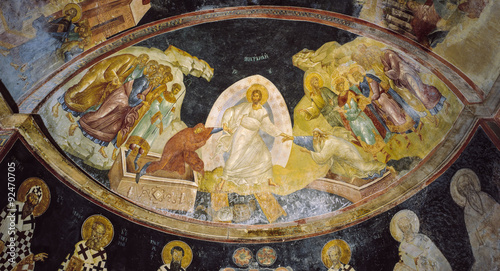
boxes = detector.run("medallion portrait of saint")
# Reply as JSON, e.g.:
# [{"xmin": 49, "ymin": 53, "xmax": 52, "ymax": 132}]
[
  {"xmin": 321, "ymin": 239, "xmax": 355, "ymax": 271},
  {"xmin": 158, "ymin": 240, "xmax": 193, "ymax": 271}
]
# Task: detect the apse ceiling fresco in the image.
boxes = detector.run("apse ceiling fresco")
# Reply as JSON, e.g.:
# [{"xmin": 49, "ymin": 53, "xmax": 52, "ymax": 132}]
[{"xmin": 0, "ymin": 0, "xmax": 498, "ymax": 243}]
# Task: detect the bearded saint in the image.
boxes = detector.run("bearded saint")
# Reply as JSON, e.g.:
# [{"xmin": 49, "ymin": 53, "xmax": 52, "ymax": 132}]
[
  {"xmin": 0, "ymin": 186, "xmax": 48, "ymax": 271},
  {"xmin": 327, "ymin": 245, "xmax": 355, "ymax": 271},
  {"xmin": 58, "ymin": 222, "xmax": 108, "ymax": 271},
  {"xmin": 452, "ymin": 170, "xmax": 500, "ymax": 270},
  {"xmin": 157, "ymin": 247, "xmax": 186, "ymax": 271}
]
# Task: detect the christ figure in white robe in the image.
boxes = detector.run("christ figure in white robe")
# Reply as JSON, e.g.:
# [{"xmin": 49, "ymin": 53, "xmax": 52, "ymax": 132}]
[{"xmin": 216, "ymin": 84, "xmax": 292, "ymax": 190}]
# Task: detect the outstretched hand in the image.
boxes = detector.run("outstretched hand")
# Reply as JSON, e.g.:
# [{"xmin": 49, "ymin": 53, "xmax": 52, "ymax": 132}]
[
  {"xmin": 34, "ymin": 253, "xmax": 48, "ymax": 262},
  {"xmin": 280, "ymin": 133, "xmax": 293, "ymax": 142},
  {"xmin": 223, "ymin": 123, "xmax": 232, "ymax": 134},
  {"xmin": 299, "ymin": 146, "xmax": 310, "ymax": 154},
  {"xmin": 111, "ymin": 77, "xmax": 121, "ymax": 86}
]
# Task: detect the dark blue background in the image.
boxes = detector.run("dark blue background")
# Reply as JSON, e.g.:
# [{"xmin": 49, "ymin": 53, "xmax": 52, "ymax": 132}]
[{"xmin": 0, "ymin": 127, "xmax": 497, "ymax": 270}]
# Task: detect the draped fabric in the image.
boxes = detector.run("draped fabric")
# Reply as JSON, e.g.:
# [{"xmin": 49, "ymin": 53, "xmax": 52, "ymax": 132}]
[
  {"xmin": 308, "ymin": 135, "xmax": 386, "ymax": 179},
  {"xmin": 220, "ymin": 102, "xmax": 282, "ymax": 186},
  {"xmin": 78, "ymin": 79, "xmax": 147, "ymax": 147},
  {"xmin": 58, "ymin": 241, "xmax": 107, "ymax": 271},
  {"xmin": 146, "ymin": 124, "xmax": 213, "ymax": 176},
  {"xmin": 0, "ymin": 202, "xmax": 36, "ymax": 271}
]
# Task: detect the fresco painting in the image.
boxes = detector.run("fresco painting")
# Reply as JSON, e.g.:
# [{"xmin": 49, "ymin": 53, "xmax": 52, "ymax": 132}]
[
  {"xmin": 450, "ymin": 169, "xmax": 500, "ymax": 270},
  {"xmin": 38, "ymin": 31, "xmax": 462, "ymax": 225},
  {"xmin": 292, "ymin": 38, "xmax": 460, "ymax": 167},
  {"xmin": 0, "ymin": 118, "xmax": 498, "ymax": 271},
  {"xmin": 158, "ymin": 240, "xmax": 192, "ymax": 271},
  {"xmin": 219, "ymin": 246, "xmax": 293, "ymax": 271},
  {"xmin": 42, "ymin": 45, "xmax": 213, "ymax": 169},
  {"xmin": 359, "ymin": 0, "xmax": 500, "ymax": 92},
  {"xmin": 0, "ymin": 178, "xmax": 50, "ymax": 271},
  {"xmin": 390, "ymin": 210, "xmax": 452, "ymax": 271},
  {"xmin": 0, "ymin": 1, "xmax": 499, "ymax": 270},
  {"xmin": 58, "ymin": 214, "xmax": 113, "ymax": 271},
  {"xmin": 321, "ymin": 240, "xmax": 355, "ymax": 271},
  {"xmin": 0, "ymin": 0, "xmax": 150, "ymax": 101}
]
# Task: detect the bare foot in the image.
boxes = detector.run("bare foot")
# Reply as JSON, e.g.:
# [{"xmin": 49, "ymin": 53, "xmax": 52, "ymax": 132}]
[
  {"xmin": 99, "ymin": 147, "xmax": 108, "ymax": 158},
  {"xmin": 52, "ymin": 103, "xmax": 59, "ymax": 118},
  {"xmin": 429, "ymin": 115, "xmax": 439, "ymax": 127},
  {"xmin": 444, "ymin": 101, "xmax": 450, "ymax": 114},
  {"xmin": 403, "ymin": 135, "xmax": 411, "ymax": 148},
  {"xmin": 66, "ymin": 112, "xmax": 75, "ymax": 123},
  {"xmin": 112, "ymin": 148, "xmax": 118, "ymax": 160},
  {"xmin": 384, "ymin": 152, "xmax": 391, "ymax": 163},
  {"xmin": 68, "ymin": 124, "xmax": 78, "ymax": 136},
  {"xmin": 268, "ymin": 179, "xmax": 278, "ymax": 187},
  {"xmin": 215, "ymin": 179, "xmax": 225, "ymax": 192}
]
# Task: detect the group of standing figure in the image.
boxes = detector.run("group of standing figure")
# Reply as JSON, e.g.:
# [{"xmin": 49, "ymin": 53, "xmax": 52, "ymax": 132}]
[
  {"xmin": 52, "ymin": 52, "xmax": 180, "ymax": 165},
  {"xmin": 296, "ymin": 48, "xmax": 448, "ymax": 180}
]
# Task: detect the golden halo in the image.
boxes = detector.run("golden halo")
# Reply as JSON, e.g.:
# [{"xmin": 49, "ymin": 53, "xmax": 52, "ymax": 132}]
[
  {"xmin": 17, "ymin": 178, "xmax": 51, "ymax": 217},
  {"xmin": 63, "ymin": 3, "xmax": 82, "ymax": 23},
  {"xmin": 305, "ymin": 72, "xmax": 324, "ymax": 92},
  {"xmin": 450, "ymin": 168, "xmax": 481, "ymax": 207},
  {"xmin": 331, "ymin": 75, "xmax": 349, "ymax": 95},
  {"xmin": 81, "ymin": 215, "xmax": 114, "ymax": 248},
  {"xmin": 390, "ymin": 210, "xmax": 420, "ymax": 242},
  {"xmin": 321, "ymin": 239, "xmax": 351, "ymax": 268},
  {"xmin": 246, "ymin": 84, "xmax": 268, "ymax": 105},
  {"xmin": 162, "ymin": 240, "xmax": 193, "ymax": 269},
  {"xmin": 348, "ymin": 63, "xmax": 366, "ymax": 74},
  {"xmin": 347, "ymin": 64, "xmax": 366, "ymax": 84}
]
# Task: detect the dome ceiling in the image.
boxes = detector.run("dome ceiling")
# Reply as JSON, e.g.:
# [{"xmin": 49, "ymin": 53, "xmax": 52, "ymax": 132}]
[{"xmin": 0, "ymin": 1, "xmax": 498, "ymax": 242}]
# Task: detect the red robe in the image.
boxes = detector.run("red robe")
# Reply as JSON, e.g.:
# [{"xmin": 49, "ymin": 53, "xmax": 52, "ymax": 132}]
[
  {"xmin": 146, "ymin": 123, "xmax": 213, "ymax": 176},
  {"xmin": 78, "ymin": 80, "xmax": 144, "ymax": 145}
]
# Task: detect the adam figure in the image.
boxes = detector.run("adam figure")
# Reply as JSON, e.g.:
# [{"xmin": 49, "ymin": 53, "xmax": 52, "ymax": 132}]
[{"xmin": 291, "ymin": 128, "xmax": 386, "ymax": 181}]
